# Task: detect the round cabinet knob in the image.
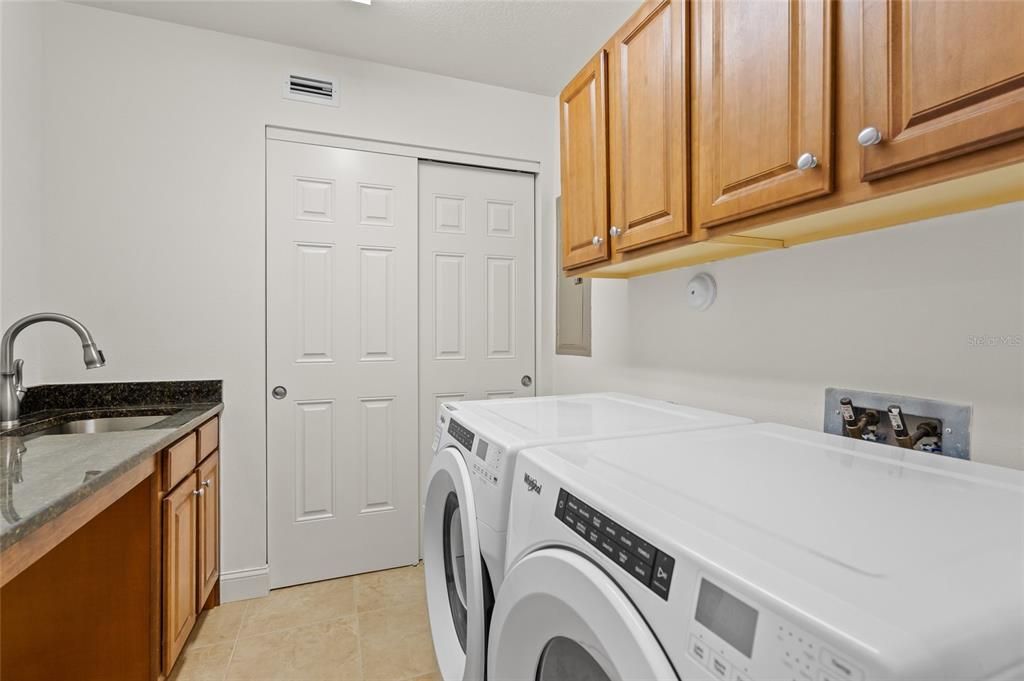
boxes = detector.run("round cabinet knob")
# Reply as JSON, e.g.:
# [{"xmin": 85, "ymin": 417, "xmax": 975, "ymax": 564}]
[
  {"xmin": 193, "ymin": 488, "xmax": 205, "ymax": 497},
  {"xmin": 609, "ymin": 226, "xmax": 622, "ymax": 237},
  {"xmin": 521, "ymin": 375, "xmax": 532, "ymax": 388},
  {"xmin": 796, "ymin": 152, "xmax": 818, "ymax": 170},
  {"xmin": 272, "ymin": 386, "xmax": 287, "ymax": 400},
  {"xmin": 202, "ymin": 479, "xmax": 212, "ymax": 488},
  {"xmin": 857, "ymin": 126, "xmax": 883, "ymax": 146},
  {"xmin": 591, "ymin": 235, "xmax": 604, "ymax": 247}
]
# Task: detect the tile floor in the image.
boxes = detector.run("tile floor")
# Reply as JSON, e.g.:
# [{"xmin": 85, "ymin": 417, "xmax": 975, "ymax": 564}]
[{"xmin": 170, "ymin": 563, "xmax": 440, "ymax": 681}]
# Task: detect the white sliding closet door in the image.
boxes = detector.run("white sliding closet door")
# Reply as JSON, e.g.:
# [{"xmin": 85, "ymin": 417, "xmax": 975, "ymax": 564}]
[
  {"xmin": 418, "ymin": 161, "xmax": 536, "ymax": 506},
  {"xmin": 267, "ymin": 140, "xmax": 419, "ymax": 588}
]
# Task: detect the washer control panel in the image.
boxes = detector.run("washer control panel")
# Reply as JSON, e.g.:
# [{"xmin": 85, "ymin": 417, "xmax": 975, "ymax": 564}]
[
  {"xmin": 555, "ymin": 488, "xmax": 675, "ymax": 600},
  {"xmin": 447, "ymin": 418, "xmax": 475, "ymax": 451},
  {"xmin": 470, "ymin": 437, "xmax": 504, "ymax": 487}
]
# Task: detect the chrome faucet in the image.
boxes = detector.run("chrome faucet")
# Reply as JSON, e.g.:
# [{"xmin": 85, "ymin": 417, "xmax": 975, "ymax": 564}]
[{"xmin": 1, "ymin": 313, "xmax": 106, "ymax": 427}]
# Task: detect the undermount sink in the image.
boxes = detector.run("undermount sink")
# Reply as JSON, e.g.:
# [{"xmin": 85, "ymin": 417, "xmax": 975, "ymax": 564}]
[{"xmin": 26, "ymin": 415, "xmax": 173, "ymax": 439}]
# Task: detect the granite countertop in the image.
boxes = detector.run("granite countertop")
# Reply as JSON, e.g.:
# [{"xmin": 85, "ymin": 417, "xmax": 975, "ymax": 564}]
[{"xmin": 0, "ymin": 381, "xmax": 223, "ymax": 555}]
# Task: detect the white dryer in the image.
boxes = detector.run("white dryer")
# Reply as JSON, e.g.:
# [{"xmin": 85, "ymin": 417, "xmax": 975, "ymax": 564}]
[
  {"xmin": 423, "ymin": 393, "xmax": 751, "ymax": 681},
  {"xmin": 491, "ymin": 423, "xmax": 1024, "ymax": 681}
]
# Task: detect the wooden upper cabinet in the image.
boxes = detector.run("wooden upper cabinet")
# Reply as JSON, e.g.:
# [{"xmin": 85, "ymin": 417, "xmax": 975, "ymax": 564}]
[
  {"xmin": 608, "ymin": 0, "xmax": 688, "ymax": 252},
  {"xmin": 859, "ymin": 0, "xmax": 1024, "ymax": 181},
  {"xmin": 560, "ymin": 51, "xmax": 610, "ymax": 269},
  {"xmin": 694, "ymin": 0, "xmax": 834, "ymax": 227}
]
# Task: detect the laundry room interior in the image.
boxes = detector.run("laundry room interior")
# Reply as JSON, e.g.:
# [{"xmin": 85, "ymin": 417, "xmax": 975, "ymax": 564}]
[{"xmin": 0, "ymin": 1, "xmax": 1021, "ymax": 680}]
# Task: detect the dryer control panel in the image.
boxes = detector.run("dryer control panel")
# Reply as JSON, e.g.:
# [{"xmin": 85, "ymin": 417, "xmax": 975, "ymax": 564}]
[
  {"xmin": 685, "ymin": 574, "xmax": 866, "ymax": 681},
  {"xmin": 555, "ymin": 488, "xmax": 675, "ymax": 600}
]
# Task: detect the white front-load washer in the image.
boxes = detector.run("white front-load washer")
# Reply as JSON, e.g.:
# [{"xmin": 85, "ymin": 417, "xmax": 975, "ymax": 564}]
[
  {"xmin": 423, "ymin": 393, "xmax": 751, "ymax": 681},
  {"xmin": 491, "ymin": 423, "xmax": 1024, "ymax": 681}
]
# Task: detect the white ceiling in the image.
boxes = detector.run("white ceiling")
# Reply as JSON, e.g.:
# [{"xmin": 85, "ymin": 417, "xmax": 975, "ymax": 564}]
[{"xmin": 78, "ymin": 0, "xmax": 642, "ymax": 96}]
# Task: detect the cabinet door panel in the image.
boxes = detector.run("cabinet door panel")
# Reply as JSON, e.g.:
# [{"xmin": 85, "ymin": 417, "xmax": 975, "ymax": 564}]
[
  {"xmin": 162, "ymin": 473, "xmax": 198, "ymax": 673},
  {"xmin": 695, "ymin": 0, "xmax": 834, "ymax": 227},
  {"xmin": 560, "ymin": 51, "xmax": 610, "ymax": 269},
  {"xmin": 609, "ymin": 0, "xmax": 688, "ymax": 252},
  {"xmin": 197, "ymin": 450, "xmax": 220, "ymax": 609},
  {"xmin": 860, "ymin": 0, "xmax": 1024, "ymax": 180}
]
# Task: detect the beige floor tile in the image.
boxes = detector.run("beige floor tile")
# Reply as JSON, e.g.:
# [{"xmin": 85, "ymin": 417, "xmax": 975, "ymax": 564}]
[
  {"xmin": 354, "ymin": 563, "xmax": 426, "ymax": 613},
  {"xmin": 407, "ymin": 674, "xmax": 441, "ymax": 681},
  {"xmin": 169, "ymin": 642, "xmax": 234, "ymax": 681},
  {"xmin": 360, "ymin": 627, "xmax": 439, "ymax": 681},
  {"xmin": 239, "ymin": 576, "xmax": 356, "ymax": 638},
  {"xmin": 226, "ymin": 616, "xmax": 362, "ymax": 681},
  {"xmin": 190, "ymin": 600, "xmax": 249, "ymax": 648},
  {"xmin": 358, "ymin": 599, "xmax": 430, "ymax": 639}
]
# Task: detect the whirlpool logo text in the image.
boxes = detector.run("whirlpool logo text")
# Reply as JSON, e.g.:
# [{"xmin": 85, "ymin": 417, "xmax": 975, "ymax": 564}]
[{"xmin": 523, "ymin": 473, "xmax": 543, "ymax": 495}]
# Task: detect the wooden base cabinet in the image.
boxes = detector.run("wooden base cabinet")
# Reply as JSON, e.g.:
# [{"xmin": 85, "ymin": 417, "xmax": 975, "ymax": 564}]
[
  {"xmin": 162, "ymin": 472, "xmax": 199, "ymax": 672},
  {"xmin": 197, "ymin": 451, "xmax": 220, "ymax": 609},
  {"xmin": 161, "ymin": 417, "xmax": 221, "ymax": 677}
]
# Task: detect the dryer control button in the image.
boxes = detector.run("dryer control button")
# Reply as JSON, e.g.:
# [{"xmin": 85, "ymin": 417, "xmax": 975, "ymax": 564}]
[
  {"xmin": 820, "ymin": 650, "xmax": 862, "ymax": 681},
  {"xmin": 562, "ymin": 510, "xmax": 578, "ymax": 530},
  {"xmin": 688, "ymin": 636, "xmax": 709, "ymax": 666},
  {"xmin": 634, "ymin": 538, "xmax": 655, "ymax": 564},
  {"xmin": 650, "ymin": 551, "xmax": 675, "ymax": 600},
  {"xmin": 555, "ymin": 489, "xmax": 568, "ymax": 519},
  {"xmin": 627, "ymin": 555, "xmax": 652, "ymax": 585},
  {"xmin": 708, "ymin": 652, "xmax": 731, "ymax": 680}
]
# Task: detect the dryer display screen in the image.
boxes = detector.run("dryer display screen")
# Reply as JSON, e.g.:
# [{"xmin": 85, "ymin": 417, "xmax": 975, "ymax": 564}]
[{"xmin": 694, "ymin": 578, "xmax": 758, "ymax": 658}]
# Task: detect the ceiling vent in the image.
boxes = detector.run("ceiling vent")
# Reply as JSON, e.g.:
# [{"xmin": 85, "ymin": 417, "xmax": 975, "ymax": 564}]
[{"xmin": 284, "ymin": 74, "xmax": 339, "ymax": 107}]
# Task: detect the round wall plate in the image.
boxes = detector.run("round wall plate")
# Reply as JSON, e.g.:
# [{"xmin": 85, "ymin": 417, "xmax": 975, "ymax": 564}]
[{"xmin": 686, "ymin": 272, "xmax": 717, "ymax": 311}]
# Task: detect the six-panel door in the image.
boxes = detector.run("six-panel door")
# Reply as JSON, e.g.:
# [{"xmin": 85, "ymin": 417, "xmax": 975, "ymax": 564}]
[
  {"xmin": 162, "ymin": 471, "xmax": 198, "ymax": 673},
  {"xmin": 693, "ymin": 0, "xmax": 834, "ymax": 227},
  {"xmin": 608, "ymin": 0, "xmax": 688, "ymax": 252},
  {"xmin": 859, "ymin": 0, "xmax": 1024, "ymax": 181},
  {"xmin": 560, "ymin": 51, "xmax": 610, "ymax": 269},
  {"xmin": 266, "ymin": 140, "xmax": 419, "ymax": 589},
  {"xmin": 197, "ymin": 450, "xmax": 220, "ymax": 609}
]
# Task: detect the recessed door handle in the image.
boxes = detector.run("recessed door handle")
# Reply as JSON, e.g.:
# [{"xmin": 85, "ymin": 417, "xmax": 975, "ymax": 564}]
[
  {"xmin": 272, "ymin": 386, "xmax": 287, "ymax": 400},
  {"xmin": 521, "ymin": 375, "xmax": 532, "ymax": 387}
]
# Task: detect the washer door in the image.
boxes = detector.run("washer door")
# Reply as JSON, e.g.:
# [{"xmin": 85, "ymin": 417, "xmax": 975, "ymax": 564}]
[
  {"xmin": 424, "ymin": 446, "xmax": 488, "ymax": 681},
  {"xmin": 488, "ymin": 548, "xmax": 677, "ymax": 681}
]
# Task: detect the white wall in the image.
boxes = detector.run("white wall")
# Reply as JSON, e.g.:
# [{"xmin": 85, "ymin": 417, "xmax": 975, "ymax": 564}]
[
  {"xmin": 22, "ymin": 2, "xmax": 556, "ymax": 595},
  {"xmin": 0, "ymin": 1, "xmax": 45, "ymax": 383},
  {"xmin": 554, "ymin": 202, "xmax": 1024, "ymax": 470}
]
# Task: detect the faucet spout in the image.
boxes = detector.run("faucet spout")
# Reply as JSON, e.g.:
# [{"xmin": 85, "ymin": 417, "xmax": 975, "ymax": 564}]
[{"xmin": 0, "ymin": 313, "xmax": 106, "ymax": 427}]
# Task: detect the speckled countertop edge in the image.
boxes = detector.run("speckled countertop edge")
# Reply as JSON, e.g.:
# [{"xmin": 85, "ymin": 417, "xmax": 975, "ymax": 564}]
[{"xmin": 0, "ymin": 402, "xmax": 223, "ymax": 553}]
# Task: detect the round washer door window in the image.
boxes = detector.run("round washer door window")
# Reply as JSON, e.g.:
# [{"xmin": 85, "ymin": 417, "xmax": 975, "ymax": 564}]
[
  {"xmin": 423, "ymin": 447, "xmax": 487, "ymax": 681},
  {"xmin": 488, "ymin": 548, "xmax": 677, "ymax": 681}
]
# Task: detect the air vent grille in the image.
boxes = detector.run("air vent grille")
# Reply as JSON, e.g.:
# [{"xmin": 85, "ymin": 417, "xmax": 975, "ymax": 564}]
[{"xmin": 284, "ymin": 74, "xmax": 338, "ymax": 107}]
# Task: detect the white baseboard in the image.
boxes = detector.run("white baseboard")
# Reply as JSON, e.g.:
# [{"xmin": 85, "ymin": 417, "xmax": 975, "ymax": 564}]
[{"xmin": 219, "ymin": 565, "xmax": 270, "ymax": 603}]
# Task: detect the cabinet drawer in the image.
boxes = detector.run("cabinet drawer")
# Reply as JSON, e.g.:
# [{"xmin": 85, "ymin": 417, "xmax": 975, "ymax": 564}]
[
  {"xmin": 163, "ymin": 433, "xmax": 197, "ymax": 492},
  {"xmin": 197, "ymin": 417, "xmax": 219, "ymax": 461}
]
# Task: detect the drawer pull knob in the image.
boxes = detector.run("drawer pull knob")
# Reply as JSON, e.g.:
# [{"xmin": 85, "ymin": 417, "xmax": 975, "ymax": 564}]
[
  {"xmin": 592, "ymin": 235, "xmax": 604, "ymax": 247},
  {"xmin": 193, "ymin": 488, "xmax": 205, "ymax": 497}
]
